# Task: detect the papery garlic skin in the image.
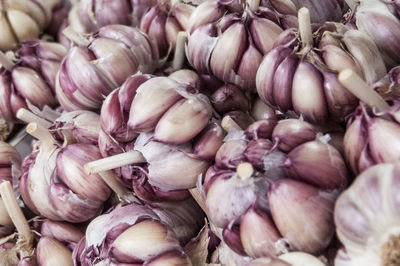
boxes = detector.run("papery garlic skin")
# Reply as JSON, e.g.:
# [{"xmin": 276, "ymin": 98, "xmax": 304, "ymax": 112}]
[{"xmin": 334, "ymin": 163, "xmax": 400, "ymax": 266}]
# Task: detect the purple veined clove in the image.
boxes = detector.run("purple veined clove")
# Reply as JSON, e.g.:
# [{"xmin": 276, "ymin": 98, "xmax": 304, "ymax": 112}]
[
  {"xmin": 187, "ymin": 0, "xmax": 284, "ymax": 90},
  {"xmin": 73, "ymin": 200, "xmax": 202, "ymax": 265},
  {"xmin": 0, "ymin": 0, "xmax": 55, "ymax": 51},
  {"xmin": 268, "ymin": 178, "xmax": 335, "ymax": 254},
  {"xmin": 19, "ymin": 123, "xmax": 111, "ymax": 223},
  {"xmin": 256, "ymin": 7, "xmax": 386, "ymax": 123},
  {"xmin": 284, "ymin": 138, "xmax": 348, "ymax": 190},
  {"xmin": 55, "ymin": 24, "xmax": 159, "ymax": 111},
  {"xmin": 334, "ymin": 163, "xmax": 400, "ymax": 266},
  {"xmin": 0, "ymin": 40, "xmax": 67, "ymax": 123}
]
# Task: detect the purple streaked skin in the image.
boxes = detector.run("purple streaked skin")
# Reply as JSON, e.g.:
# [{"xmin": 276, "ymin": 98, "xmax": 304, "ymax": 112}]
[
  {"xmin": 193, "ymin": 123, "xmax": 224, "ymax": 160},
  {"xmin": 268, "ymin": 179, "xmax": 335, "ymax": 254},
  {"xmin": 285, "ymin": 141, "xmax": 348, "ymax": 190},
  {"xmin": 292, "ymin": 61, "xmax": 329, "ymax": 123}
]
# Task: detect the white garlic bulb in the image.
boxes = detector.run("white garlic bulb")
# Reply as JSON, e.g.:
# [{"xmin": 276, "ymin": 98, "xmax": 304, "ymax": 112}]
[{"xmin": 334, "ymin": 163, "xmax": 400, "ymax": 266}]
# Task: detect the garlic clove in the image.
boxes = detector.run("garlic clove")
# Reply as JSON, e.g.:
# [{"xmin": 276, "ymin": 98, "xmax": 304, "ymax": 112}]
[
  {"xmin": 12, "ymin": 67, "xmax": 56, "ymax": 108},
  {"xmin": 111, "ymin": 220, "xmax": 181, "ymax": 262},
  {"xmin": 128, "ymin": 77, "xmax": 183, "ymax": 132},
  {"xmin": 256, "ymin": 46, "xmax": 293, "ymax": 105},
  {"xmin": 211, "ymin": 84, "xmax": 250, "ymax": 114},
  {"xmin": 285, "ymin": 141, "xmax": 348, "ymax": 190},
  {"xmin": 368, "ymin": 118, "xmax": 400, "ymax": 164},
  {"xmin": 322, "ymin": 71, "xmax": 358, "ymax": 122},
  {"xmin": 342, "ymin": 29, "xmax": 387, "ymax": 85},
  {"xmin": 251, "ymin": 98, "xmax": 276, "ymax": 121},
  {"xmin": 154, "ymin": 94, "xmax": 212, "ymax": 145},
  {"xmin": 322, "ymin": 45, "xmax": 363, "ymax": 77},
  {"xmin": 210, "ymin": 23, "xmax": 247, "ymax": 86},
  {"xmin": 187, "ymin": 0, "xmax": 223, "ymax": 33},
  {"xmin": 166, "ymin": 17, "xmax": 182, "ymax": 51},
  {"xmin": 0, "ymin": 17, "xmax": 18, "ymax": 51},
  {"xmin": 186, "ymin": 25, "xmax": 217, "ymax": 74},
  {"xmin": 37, "ymin": 237, "xmax": 74, "ymax": 266},
  {"xmin": 193, "ymin": 123, "xmax": 224, "ymax": 160},
  {"xmin": 236, "ymin": 41, "xmax": 264, "ymax": 89},
  {"xmin": 41, "ymin": 220, "xmax": 84, "ymax": 244},
  {"xmin": 272, "ymin": 55, "xmax": 298, "ymax": 112},
  {"xmin": 215, "ymin": 140, "xmax": 248, "ymax": 170},
  {"xmin": 292, "ymin": 61, "xmax": 328, "ymax": 123},
  {"xmin": 90, "ymin": 38, "xmax": 139, "ymax": 87},
  {"xmin": 272, "ymin": 119, "xmax": 316, "ymax": 152},
  {"xmin": 251, "ymin": 18, "xmax": 283, "ymax": 54},
  {"xmin": 245, "ymin": 120, "xmax": 277, "ymax": 140},
  {"xmin": 269, "ymin": 179, "xmax": 335, "ymax": 254},
  {"xmin": 223, "ymin": 224, "xmax": 246, "ymax": 256},
  {"xmin": 56, "ymin": 144, "xmax": 111, "ymax": 202},
  {"xmin": 344, "ymin": 114, "xmax": 367, "ymax": 174},
  {"xmin": 240, "ymin": 207, "xmax": 281, "ymax": 258},
  {"xmin": 7, "ymin": 10, "xmax": 40, "ymax": 44}
]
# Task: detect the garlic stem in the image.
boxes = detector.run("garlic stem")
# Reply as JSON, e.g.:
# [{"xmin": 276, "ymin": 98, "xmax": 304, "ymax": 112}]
[
  {"xmin": 98, "ymin": 170, "xmax": 138, "ymax": 203},
  {"xmin": 298, "ymin": 8, "xmax": 313, "ymax": 48},
  {"xmin": 189, "ymin": 188, "xmax": 208, "ymax": 214},
  {"xmin": 26, "ymin": 122, "xmax": 57, "ymax": 145},
  {"xmin": 84, "ymin": 150, "xmax": 147, "ymax": 175},
  {"xmin": 247, "ymin": 0, "xmax": 260, "ymax": 12},
  {"xmin": 236, "ymin": 162, "xmax": 254, "ymax": 179},
  {"xmin": 339, "ymin": 69, "xmax": 390, "ymax": 112},
  {"xmin": 62, "ymin": 27, "xmax": 91, "ymax": 47},
  {"xmin": 0, "ymin": 51, "xmax": 15, "ymax": 71},
  {"xmin": 172, "ymin": 31, "xmax": 188, "ymax": 71},
  {"xmin": 16, "ymin": 108, "xmax": 52, "ymax": 129},
  {"xmin": 221, "ymin": 115, "xmax": 242, "ymax": 132},
  {"xmin": 0, "ymin": 181, "xmax": 33, "ymax": 246}
]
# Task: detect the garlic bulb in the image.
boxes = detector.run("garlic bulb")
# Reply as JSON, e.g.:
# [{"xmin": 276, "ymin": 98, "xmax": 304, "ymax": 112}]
[{"xmin": 334, "ymin": 163, "xmax": 400, "ymax": 266}]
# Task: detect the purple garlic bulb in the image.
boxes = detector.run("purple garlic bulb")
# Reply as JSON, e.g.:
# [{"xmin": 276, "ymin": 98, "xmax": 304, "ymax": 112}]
[
  {"xmin": 256, "ymin": 18, "xmax": 386, "ymax": 123},
  {"xmin": 73, "ymin": 199, "xmax": 203, "ymax": 265},
  {"xmin": 204, "ymin": 118, "xmax": 347, "ymax": 258},
  {"xmin": 187, "ymin": 0, "xmax": 284, "ymax": 90},
  {"xmin": 55, "ymin": 25, "xmax": 159, "ymax": 111},
  {"xmin": 0, "ymin": 40, "xmax": 67, "ymax": 123},
  {"xmin": 95, "ymin": 70, "xmax": 221, "ymax": 202},
  {"xmin": 20, "ymin": 128, "xmax": 111, "ymax": 223}
]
